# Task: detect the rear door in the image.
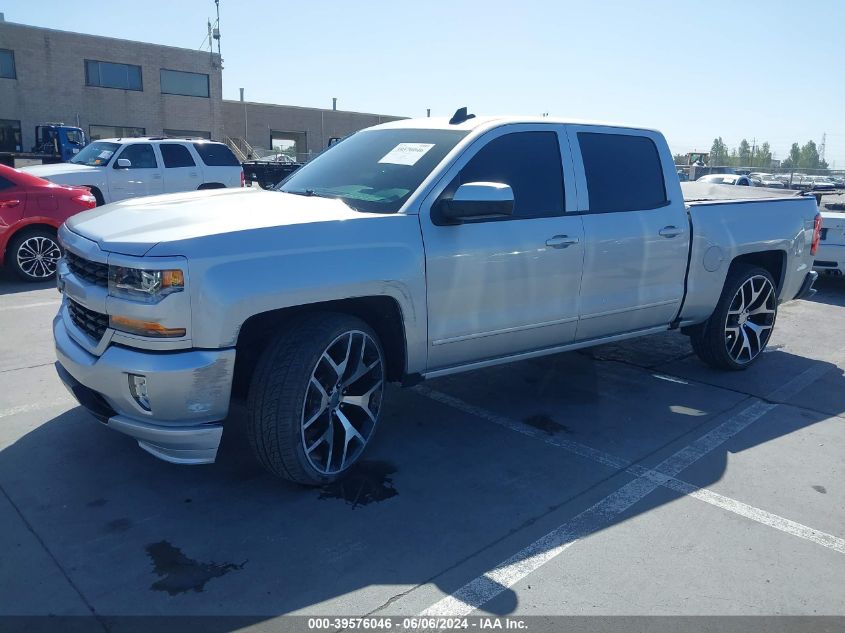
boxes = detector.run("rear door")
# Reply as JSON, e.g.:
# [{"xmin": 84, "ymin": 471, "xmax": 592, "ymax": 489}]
[
  {"xmin": 0, "ymin": 173, "xmax": 25, "ymax": 228},
  {"xmin": 158, "ymin": 143, "xmax": 201, "ymax": 193},
  {"xmin": 191, "ymin": 142, "xmax": 241, "ymax": 187},
  {"xmin": 109, "ymin": 143, "xmax": 164, "ymax": 200},
  {"xmin": 566, "ymin": 126, "xmax": 690, "ymax": 340},
  {"xmin": 420, "ymin": 125, "xmax": 585, "ymax": 370}
]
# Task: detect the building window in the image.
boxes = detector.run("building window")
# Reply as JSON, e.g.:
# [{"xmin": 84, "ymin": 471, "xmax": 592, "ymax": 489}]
[
  {"xmin": 0, "ymin": 49, "xmax": 16, "ymax": 79},
  {"xmin": 163, "ymin": 129, "xmax": 211, "ymax": 139},
  {"xmin": 89, "ymin": 125, "xmax": 146, "ymax": 141},
  {"xmin": 160, "ymin": 69, "xmax": 209, "ymax": 98},
  {"xmin": 0, "ymin": 119, "xmax": 22, "ymax": 152},
  {"xmin": 85, "ymin": 60, "xmax": 142, "ymax": 91}
]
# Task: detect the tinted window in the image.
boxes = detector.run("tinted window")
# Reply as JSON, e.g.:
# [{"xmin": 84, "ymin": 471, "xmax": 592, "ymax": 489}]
[
  {"xmin": 85, "ymin": 60, "xmax": 142, "ymax": 91},
  {"xmin": 117, "ymin": 144, "xmax": 158, "ymax": 169},
  {"xmin": 0, "ymin": 175, "xmax": 14, "ymax": 191},
  {"xmin": 160, "ymin": 69, "xmax": 209, "ymax": 97},
  {"xmin": 452, "ymin": 131, "xmax": 564, "ymax": 217},
  {"xmin": 160, "ymin": 144, "xmax": 196, "ymax": 168},
  {"xmin": 578, "ymin": 133, "xmax": 667, "ymax": 212},
  {"xmin": 0, "ymin": 49, "xmax": 16, "ymax": 79},
  {"xmin": 192, "ymin": 143, "xmax": 240, "ymax": 166}
]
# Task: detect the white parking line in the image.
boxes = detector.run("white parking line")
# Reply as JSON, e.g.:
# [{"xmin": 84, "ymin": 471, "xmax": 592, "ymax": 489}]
[
  {"xmin": 0, "ymin": 398, "xmax": 74, "ymax": 419},
  {"xmin": 414, "ymin": 387, "xmax": 844, "ymax": 616},
  {"xmin": 0, "ymin": 300, "xmax": 60, "ymax": 312}
]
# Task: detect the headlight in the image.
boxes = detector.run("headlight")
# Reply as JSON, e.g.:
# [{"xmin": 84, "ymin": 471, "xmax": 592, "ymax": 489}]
[{"xmin": 108, "ymin": 266, "xmax": 184, "ymax": 303}]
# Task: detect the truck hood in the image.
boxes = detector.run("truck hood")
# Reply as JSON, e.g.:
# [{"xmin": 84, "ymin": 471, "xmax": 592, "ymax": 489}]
[
  {"xmin": 20, "ymin": 163, "xmax": 101, "ymax": 180},
  {"xmin": 65, "ymin": 187, "xmax": 387, "ymax": 256}
]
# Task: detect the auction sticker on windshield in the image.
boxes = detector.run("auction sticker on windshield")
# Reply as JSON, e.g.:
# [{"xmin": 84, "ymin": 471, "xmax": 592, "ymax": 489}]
[{"xmin": 378, "ymin": 143, "xmax": 435, "ymax": 166}]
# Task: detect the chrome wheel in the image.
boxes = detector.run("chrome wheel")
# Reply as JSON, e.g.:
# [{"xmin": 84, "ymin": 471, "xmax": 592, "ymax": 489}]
[
  {"xmin": 724, "ymin": 274, "xmax": 776, "ymax": 364},
  {"xmin": 301, "ymin": 330, "xmax": 385, "ymax": 475},
  {"xmin": 16, "ymin": 235, "xmax": 61, "ymax": 279}
]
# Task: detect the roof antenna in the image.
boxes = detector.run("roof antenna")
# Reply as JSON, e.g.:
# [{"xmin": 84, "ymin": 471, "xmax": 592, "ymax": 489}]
[{"xmin": 449, "ymin": 107, "xmax": 475, "ymax": 125}]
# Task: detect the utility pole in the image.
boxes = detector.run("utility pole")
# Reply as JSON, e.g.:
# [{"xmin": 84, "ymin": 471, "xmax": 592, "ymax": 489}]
[
  {"xmin": 214, "ymin": 0, "xmax": 221, "ymax": 60},
  {"xmin": 820, "ymin": 132, "xmax": 826, "ymax": 165},
  {"xmin": 751, "ymin": 137, "xmax": 756, "ymax": 168}
]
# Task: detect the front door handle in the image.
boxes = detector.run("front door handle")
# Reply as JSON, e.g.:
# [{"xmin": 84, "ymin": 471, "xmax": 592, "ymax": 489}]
[
  {"xmin": 659, "ymin": 225, "xmax": 684, "ymax": 238},
  {"xmin": 546, "ymin": 235, "xmax": 580, "ymax": 249},
  {"xmin": 0, "ymin": 199, "xmax": 20, "ymax": 208}
]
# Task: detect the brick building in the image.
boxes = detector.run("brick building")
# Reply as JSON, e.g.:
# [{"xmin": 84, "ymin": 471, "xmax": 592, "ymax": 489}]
[{"xmin": 0, "ymin": 17, "xmax": 401, "ymax": 161}]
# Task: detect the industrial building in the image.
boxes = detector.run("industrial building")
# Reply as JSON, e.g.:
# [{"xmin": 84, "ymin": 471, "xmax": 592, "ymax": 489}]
[{"xmin": 0, "ymin": 16, "xmax": 401, "ymax": 163}]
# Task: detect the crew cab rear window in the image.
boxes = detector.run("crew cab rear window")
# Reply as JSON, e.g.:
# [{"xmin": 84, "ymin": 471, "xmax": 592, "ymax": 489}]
[
  {"xmin": 454, "ymin": 131, "xmax": 564, "ymax": 217},
  {"xmin": 192, "ymin": 143, "xmax": 240, "ymax": 166},
  {"xmin": 160, "ymin": 144, "xmax": 196, "ymax": 168},
  {"xmin": 578, "ymin": 132, "xmax": 667, "ymax": 212}
]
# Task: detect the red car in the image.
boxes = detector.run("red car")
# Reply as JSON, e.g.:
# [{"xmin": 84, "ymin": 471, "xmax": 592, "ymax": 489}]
[{"xmin": 0, "ymin": 164, "xmax": 96, "ymax": 282}]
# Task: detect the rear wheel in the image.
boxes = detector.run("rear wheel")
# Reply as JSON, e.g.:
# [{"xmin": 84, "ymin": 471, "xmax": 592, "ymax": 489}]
[
  {"xmin": 7, "ymin": 228, "xmax": 62, "ymax": 282},
  {"xmin": 247, "ymin": 313, "xmax": 386, "ymax": 485},
  {"xmin": 690, "ymin": 264, "xmax": 777, "ymax": 370}
]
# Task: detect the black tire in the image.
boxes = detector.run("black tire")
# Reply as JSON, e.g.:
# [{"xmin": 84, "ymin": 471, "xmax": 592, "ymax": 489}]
[
  {"xmin": 7, "ymin": 228, "xmax": 62, "ymax": 282},
  {"xmin": 690, "ymin": 264, "xmax": 778, "ymax": 370},
  {"xmin": 246, "ymin": 312, "xmax": 386, "ymax": 485},
  {"xmin": 87, "ymin": 187, "xmax": 105, "ymax": 206}
]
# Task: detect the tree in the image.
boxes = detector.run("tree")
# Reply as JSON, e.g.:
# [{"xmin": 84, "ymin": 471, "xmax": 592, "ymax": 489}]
[
  {"xmin": 756, "ymin": 142, "xmax": 772, "ymax": 170},
  {"xmin": 738, "ymin": 139, "xmax": 751, "ymax": 166},
  {"xmin": 782, "ymin": 143, "xmax": 801, "ymax": 169},
  {"xmin": 709, "ymin": 137, "xmax": 729, "ymax": 167},
  {"xmin": 673, "ymin": 153, "xmax": 687, "ymax": 165},
  {"xmin": 799, "ymin": 141, "xmax": 820, "ymax": 169}
]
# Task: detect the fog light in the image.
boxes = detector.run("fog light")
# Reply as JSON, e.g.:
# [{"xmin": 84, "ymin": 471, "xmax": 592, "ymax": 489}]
[{"xmin": 129, "ymin": 374, "xmax": 151, "ymax": 411}]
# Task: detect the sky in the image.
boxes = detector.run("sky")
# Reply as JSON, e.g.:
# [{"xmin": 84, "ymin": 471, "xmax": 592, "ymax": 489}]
[{"xmin": 4, "ymin": 0, "xmax": 845, "ymax": 166}]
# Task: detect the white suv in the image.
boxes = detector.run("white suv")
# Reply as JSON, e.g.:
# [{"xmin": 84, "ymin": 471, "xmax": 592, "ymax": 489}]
[{"xmin": 22, "ymin": 138, "xmax": 244, "ymax": 205}]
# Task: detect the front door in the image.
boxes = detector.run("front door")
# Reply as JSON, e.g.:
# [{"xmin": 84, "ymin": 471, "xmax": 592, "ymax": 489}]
[
  {"xmin": 110, "ymin": 143, "xmax": 164, "ymax": 201},
  {"xmin": 420, "ymin": 126, "xmax": 585, "ymax": 371}
]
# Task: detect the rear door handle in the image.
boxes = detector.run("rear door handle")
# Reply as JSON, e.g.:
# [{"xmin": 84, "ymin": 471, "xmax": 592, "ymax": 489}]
[
  {"xmin": 659, "ymin": 225, "xmax": 684, "ymax": 238},
  {"xmin": 546, "ymin": 235, "xmax": 580, "ymax": 249}
]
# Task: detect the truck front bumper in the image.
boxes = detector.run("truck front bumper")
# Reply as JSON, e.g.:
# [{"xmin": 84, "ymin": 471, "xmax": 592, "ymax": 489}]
[{"xmin": 53, "ymin": 313, "xmax": 236, "ymax": 464}]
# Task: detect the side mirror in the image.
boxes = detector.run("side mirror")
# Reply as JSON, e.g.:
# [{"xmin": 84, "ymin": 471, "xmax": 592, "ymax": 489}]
[
  {"xmin": 438, "ymin": 182, "xmax": 514, "ymax": 223},
  {"xmin": 116, "ymin": 158, "xmax": 132, "ymax": 169}
]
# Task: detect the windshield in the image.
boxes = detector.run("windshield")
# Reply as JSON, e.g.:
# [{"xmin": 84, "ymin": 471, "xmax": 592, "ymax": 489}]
[
  {"xmin": 276, "ymin": 128, "xmax": 469, "ymax": 213},
  {"xmin": 69, "ymin": 141, "xmax": 120, "ymax": 167}
]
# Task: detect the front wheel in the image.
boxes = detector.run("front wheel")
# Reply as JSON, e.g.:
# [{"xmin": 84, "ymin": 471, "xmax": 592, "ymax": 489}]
[
  {"xmin": 7, "ymin": 228, "xmax": 62, "ymax": 282},
  {"xmin": 247, "ymin": 313, "xmax": 386, "ymax": 485},
  {"xmin": 690, "ymin": 264, "xmax": 778, "ymax": 370}
]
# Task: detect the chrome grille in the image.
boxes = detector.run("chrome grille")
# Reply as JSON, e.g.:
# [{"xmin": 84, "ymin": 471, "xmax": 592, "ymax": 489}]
[
  {"xmin": 65, "ymin": 251, "xmax": 108, "ymax": 287},
  {"xmin": 68, "ymin": 299, "xmax": 109, "ymax": 341}
]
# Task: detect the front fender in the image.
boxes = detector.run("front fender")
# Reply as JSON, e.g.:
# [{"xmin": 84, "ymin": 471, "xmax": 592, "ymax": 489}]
[{"xmin": 169, "ymin": 216, "xmax": 429, "ymax": 374}]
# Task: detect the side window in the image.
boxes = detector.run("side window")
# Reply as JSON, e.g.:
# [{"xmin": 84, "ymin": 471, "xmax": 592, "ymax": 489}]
[
  {"xmin": 192, "ymin": 142, "xmax": 240, "ymax": 166},
  {"xmin": 160, "ymin": 144, "xmax": 196, "ymax": 168},
  {"xmin": 0, "ymin": 175, "xmax": 15, "ymax": 191},
  {"xmin": 578, "ymin": 132, "xmax": 667, "ymax": 213},
  {"xmin": 450, "ymin": 131, "xmax": 564, "ymax": 218},
  {"xmin": 116, "ymin": 144, "xmax": 158, "ymax": 169}
]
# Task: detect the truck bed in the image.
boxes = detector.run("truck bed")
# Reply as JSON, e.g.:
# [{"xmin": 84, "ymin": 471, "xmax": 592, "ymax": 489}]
[{"xmin": 681, "ymin": 181, "xmax": 809, "ymax": 204}]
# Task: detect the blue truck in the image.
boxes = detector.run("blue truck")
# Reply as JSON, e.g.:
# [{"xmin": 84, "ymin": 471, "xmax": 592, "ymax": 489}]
[{"xmin": 0, "ymin": 123, "xmax": 87, "ymax": 168}]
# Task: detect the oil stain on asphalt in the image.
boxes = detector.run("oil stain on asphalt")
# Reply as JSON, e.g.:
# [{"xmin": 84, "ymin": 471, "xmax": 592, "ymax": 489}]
[
  {"xmin": 146, "ymin": 541, "xmax": 245, "ymax": 595},
  {"xmin": 319, "ymin": 460, "xmax": 398, "ymax": 509},
  {"xmin": 524, "ymin": 413, "xmax": 571, "ymax": 435}
]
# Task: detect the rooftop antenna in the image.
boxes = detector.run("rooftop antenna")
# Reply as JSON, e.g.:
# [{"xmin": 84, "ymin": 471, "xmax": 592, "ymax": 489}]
[
  {"xmin": 449, "ymin": 107, "xmax": 475, "ymax": 125},
  {"xmin": 213, "ymin": 0, "xmax": 221, "ymax": 60}
]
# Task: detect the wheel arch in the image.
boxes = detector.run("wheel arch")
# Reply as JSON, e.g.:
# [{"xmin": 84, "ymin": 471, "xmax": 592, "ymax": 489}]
[
  {"xmin": 231, "ymin": 296, "xmax": 408, "ymax": 399},
  {"xmin": 197, "ymin": 182, "xmax": 226, "ymax": 190},
  {"xmin": 728, "ymin": 249, "xmax": 787, "ymax": 294}
]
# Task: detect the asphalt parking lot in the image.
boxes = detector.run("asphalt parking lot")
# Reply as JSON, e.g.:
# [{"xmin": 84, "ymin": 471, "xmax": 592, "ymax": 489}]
[{"xmin": 1, "ymin": 271, "xmax": 844, "ymax": 630}]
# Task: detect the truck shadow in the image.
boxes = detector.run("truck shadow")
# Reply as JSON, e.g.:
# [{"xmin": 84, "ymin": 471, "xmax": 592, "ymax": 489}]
[
  {"xmin": 0, "ymin": 268, "xmax": 54, "ymax": 295},
  {"xmin": 0, "ymin": 343, "xmax": 842, "ymax": 623},
  {"xmin": 806, "ymin": 274, "xmax": 845, "ymax": 307}
]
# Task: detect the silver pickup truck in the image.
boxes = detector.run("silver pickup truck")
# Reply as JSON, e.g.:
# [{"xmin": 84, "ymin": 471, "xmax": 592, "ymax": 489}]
[{"xmin": 53, "ymin": 112, "xmax": 822, "ymax": 484}]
